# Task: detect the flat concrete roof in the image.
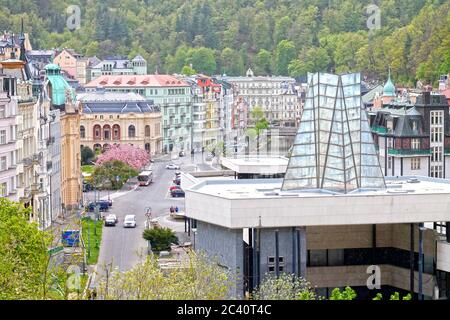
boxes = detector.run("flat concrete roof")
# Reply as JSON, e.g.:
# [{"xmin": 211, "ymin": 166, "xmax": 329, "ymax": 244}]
[
  {"xmin": 185, "ymin": 176, "xmax": 450, "ymax": 228},
  {"xmin": 189, "ymin": 176, "xmax": 450, "ymax": 200}
]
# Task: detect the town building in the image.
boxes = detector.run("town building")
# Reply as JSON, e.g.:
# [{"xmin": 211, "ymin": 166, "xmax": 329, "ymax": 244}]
[
  {"xmin": 53, "ymin": 49, "xmax": 97, "ymax": 85},
  {"xmin": 0, "ymin": 27, "xmax": 32, "ymax": 61},
  {"xmin": 85, "ymin": 74, "xmax": 193, "ymax": 153},
  {"xmin": 0, "ymin": 64, "xmax": 21, "ymax": 201},
  {"xmin": 181, "ymin": 75, "xmax": 235, "ymax": 153},
  {"xmin": 369, "ymin": 75, "xmax": 450, "ymax": 179},
  {"xmin": 222, "ymin": 69, "xmax": 303, "ymax": 155},
  {"xmin": 43, "ymin": 64, "xmax": 82, "ymax": 213},
  {"xmin": 223, "ymin": 69, "xmax": 302, "ymax": 128},
  {"xmin": 78, "ymin": 90, "xmax": 163, "ymax": 155},
  {"xmin": 88, "ymin": 55, "xmax": 147, "ymax": 82},
  {"xmin": 184, "ymin": 72, "xmax": 450, "ymax": 300}
]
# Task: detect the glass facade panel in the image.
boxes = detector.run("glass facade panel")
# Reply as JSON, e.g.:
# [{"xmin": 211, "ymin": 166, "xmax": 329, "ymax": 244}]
[{"xmin": 282, "ymin": 72, "xmax": 386, "ymax": 193}]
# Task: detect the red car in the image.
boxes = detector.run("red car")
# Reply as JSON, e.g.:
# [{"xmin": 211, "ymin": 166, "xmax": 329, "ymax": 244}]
[{"xmin": 169, "ymin": 185, "xmax": 181, "ymax": 191}]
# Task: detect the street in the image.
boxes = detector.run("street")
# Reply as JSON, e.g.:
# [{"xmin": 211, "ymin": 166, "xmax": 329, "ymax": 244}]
[{"xmin": 94, "ymin": 152, "xmax": 216, "ymax": 276}]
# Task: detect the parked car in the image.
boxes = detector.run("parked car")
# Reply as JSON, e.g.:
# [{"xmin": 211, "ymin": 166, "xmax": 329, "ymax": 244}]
[
  {"xmin": 87, "ymin": 201, "xmax": 109, "ymax": 212},
  {"xmin": 171, "ymin": 189, "xmax": 185, "ymax": 198},
  {"xmin": 173, "ymin": 178, "xmax": 181, "ymax": 186},
  {"xmin": 175, "ymin": 170, "xmax": 181, "ymax": 176},
  {"xmin": 123, "ymin": 215, "xmax": 137, "ymax": 228},
  {"xmin": 104, "ymin": 214, "xmax": 118, "ymax": 226},
  {"xmin": 166, "ymin": 163, "xmax": 180, "ymax": 170}
]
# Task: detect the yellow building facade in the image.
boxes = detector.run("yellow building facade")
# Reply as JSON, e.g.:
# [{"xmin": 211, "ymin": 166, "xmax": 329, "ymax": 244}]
[
  {"xmin": 44, "ymin": 64, "xmax": 82, "ymax": 210},
  {"xmin": 78, "ymin": 92, "xmax": 163, "ymax": 156}
]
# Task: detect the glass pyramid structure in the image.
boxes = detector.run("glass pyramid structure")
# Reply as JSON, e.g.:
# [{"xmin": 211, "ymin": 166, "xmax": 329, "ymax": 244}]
[{"xmin": 282, "ymin": 73, "xmax": 386, "ymax": 193}]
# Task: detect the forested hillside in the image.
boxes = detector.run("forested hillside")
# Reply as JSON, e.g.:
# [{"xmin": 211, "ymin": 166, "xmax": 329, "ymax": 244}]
[{"xmin": 1, "ymin": 0, "xmax": 449, "ymax": 85}]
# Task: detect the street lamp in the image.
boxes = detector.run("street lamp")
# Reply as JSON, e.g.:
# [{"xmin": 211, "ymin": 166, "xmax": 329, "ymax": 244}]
[{"xmin": 145, "ymin": 206, "xmax": 152, "ymax": 229}]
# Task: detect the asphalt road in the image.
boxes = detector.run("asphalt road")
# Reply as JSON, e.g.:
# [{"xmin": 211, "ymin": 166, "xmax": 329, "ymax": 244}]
[{"xmin": 96, "ymin": 160, "xmax": 187, "ymax": 274}]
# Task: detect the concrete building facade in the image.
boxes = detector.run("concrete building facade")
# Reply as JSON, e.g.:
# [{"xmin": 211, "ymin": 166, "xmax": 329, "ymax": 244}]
[{"xmin": 184, "ymin": 73, "xmax": 450, "ymax": 300}]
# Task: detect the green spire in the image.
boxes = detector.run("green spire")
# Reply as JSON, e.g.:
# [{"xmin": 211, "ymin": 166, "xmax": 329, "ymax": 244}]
[{"xmin": 383, "ymin": 68, "xmax": 396, "ymax": 97}]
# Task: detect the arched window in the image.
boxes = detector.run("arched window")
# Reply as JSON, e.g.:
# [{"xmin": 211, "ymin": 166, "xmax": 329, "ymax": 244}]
[
  {"xmin": 113, "ymin": 124, "xmax": 121, "ymax": 140},
  {"xmin": 80, "ymin": 126, "xmax": 86, "ymax": 139},
  {"xmin": 103, "ymin": 125, "xmax": 111, "ymax": 140},
  {"xmin": 93, "ymin": 125, "xmax": 102, "ymax": 140},
  {"xmin": 145, "ymin": 125, "xmax": 151, "ymax": 137},
  {"xmin": 128, "ymin": 125, "xmax": 136, "ymax": 138}
]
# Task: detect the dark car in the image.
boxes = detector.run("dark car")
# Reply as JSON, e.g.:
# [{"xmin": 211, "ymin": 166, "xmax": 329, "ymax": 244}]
[
  {"xmin": 87, "ymin": 201, "xmax": 109, "ymax": 212},
  {"xmin": 171, "ymin": 189, "xmax": 185, "ymax": 198},
  {"xmin": 173, "ymin": 178, "xmax": 181, "ymax": 186}
]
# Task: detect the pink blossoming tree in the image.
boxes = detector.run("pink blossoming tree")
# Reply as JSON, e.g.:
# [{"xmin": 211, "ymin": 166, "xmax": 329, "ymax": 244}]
[{"xmin": 96, "ymin": 144, "xmax": 150, "ymax": 170}]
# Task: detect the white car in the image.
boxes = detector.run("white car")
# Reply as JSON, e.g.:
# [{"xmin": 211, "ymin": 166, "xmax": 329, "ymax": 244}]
[
  {"xmin": 104, "ymin": 214, "xmax": 118, "ymax": 226},
  {"xmin": 123, "ymin": 215, "xmax": 137, "ymax": 228},
  {"xmin": 165, "ymin": 163, "xmax": 180, "ymax": 170}
]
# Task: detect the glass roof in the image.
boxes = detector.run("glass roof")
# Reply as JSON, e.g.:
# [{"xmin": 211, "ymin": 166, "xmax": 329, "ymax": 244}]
[{"xmin": 282, "ymin": 73, "xmax": 386, "ymax": 193}]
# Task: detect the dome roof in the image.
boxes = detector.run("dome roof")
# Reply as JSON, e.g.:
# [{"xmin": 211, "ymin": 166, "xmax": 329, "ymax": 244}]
[
  {"xmin": 44, "ymin": 63, "xmax": 61, "ymax": 71},
  {"xmin": 383, "ymin": 69, "xmax": 396, "ymax": 97}
]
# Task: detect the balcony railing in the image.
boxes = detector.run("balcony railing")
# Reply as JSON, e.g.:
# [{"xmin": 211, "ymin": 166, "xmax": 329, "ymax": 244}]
[
  {"xmin": 388, "ymin": 148, "xmax": 431, "ymax": 156},
  {"xmin": 372, "ymin": 126, "xmax": 388, "ymax": 134}
]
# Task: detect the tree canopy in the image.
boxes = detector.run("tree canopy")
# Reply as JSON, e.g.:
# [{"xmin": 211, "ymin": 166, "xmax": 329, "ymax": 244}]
[{"xmin": 1, "ymin": 0, "xmax": 448, "ymax": 85}]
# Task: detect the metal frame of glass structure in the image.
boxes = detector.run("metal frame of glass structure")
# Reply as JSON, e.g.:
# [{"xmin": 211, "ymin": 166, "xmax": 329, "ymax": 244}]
[{"xmin": 282, "ymin": 73, "xmax": 386, "ymax": 193}]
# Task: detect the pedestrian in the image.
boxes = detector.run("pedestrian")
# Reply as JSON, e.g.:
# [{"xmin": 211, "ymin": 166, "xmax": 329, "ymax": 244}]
[
  {"xmin": 175, "ymin": 206, "xmax": 179, "ymax": 213},
  {"xmin": 170, "ymin": 206, "xmax": 174, "ymax": 213}
]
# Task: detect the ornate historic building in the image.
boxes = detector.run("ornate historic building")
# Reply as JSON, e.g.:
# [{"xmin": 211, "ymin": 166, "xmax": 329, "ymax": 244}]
[
  {"xmin": 43, "ymin": 63, "xmax": 82, "ymax": 212},
  {"xmin": 78, "ymin": 90, "xmax": 162, "ymax": 155},
  {"xmin": 88, "ymin": 55, "xmax": 147, "ymax": 82},
  {"xmin": 85, "ymin": 74, "xmax": 192, "ymax": 153}
]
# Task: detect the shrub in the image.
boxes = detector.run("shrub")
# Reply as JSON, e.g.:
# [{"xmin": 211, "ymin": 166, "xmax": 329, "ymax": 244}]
[{"xmin": 143, "ymin": 228, "xmax": 179, "ymax": 252}]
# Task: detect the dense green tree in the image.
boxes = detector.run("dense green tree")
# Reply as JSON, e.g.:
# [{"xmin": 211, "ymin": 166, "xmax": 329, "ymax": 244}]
[
  {"xmin": 219, "ymin": 47, "xmax": 243, "ymax": 76},
  {"xmin": 81, "ymin": 146, "xmax": 95, "ymax": 166},
  {"xmin": 274, "ymin": 40, "xmax": 296, "ymax": 76},
  {"xmin": 0, "ymin": 199, "xmax": 51, "ymax": 299},
  {"xmin": 181, "ymin": 65, "xmax": 196, "ymax": 76},
  {"xmin": 288, "ymin": 47, "xmax": 330, "ymax": 77},
  {"xmin": 254, "ymin": 49, "xmax": 272, "ymax": 75},
  {"xmin": 186, "ymin": 47, "xmax": 217, "ymax": 75},
  {"xmin": 0, "ymin": 0, "xmax": 446, "ymax": 84}
]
